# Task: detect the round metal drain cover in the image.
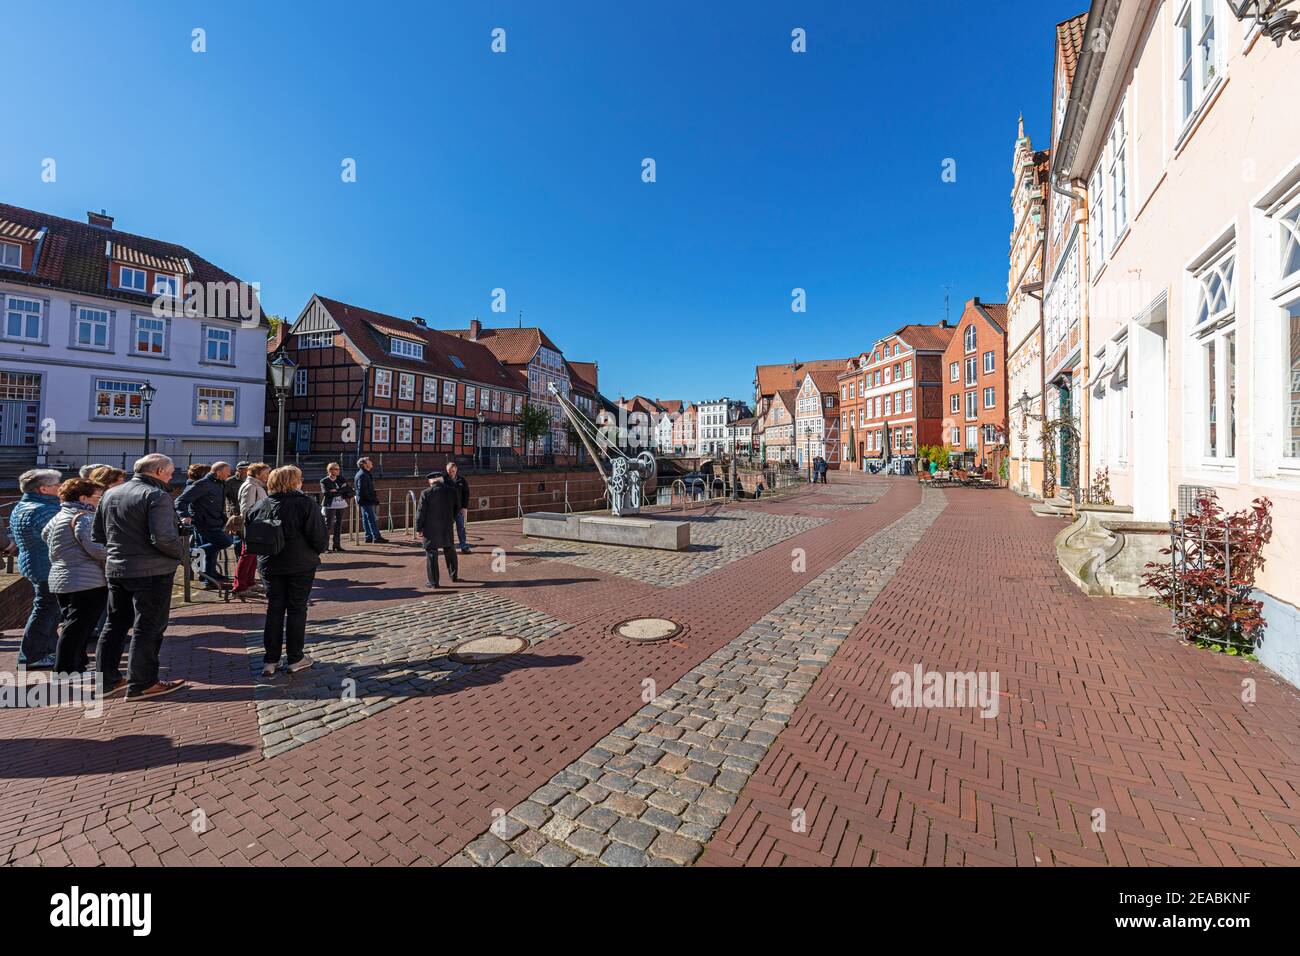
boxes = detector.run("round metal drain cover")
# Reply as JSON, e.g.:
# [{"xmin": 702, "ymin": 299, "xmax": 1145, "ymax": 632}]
[
  {"xmin": 614, "ymin": 617, "xmax": 683, "ymax": 643},
  {"xmin": 449, "ymin": 634, "xmax": 529, "ymax": 663}
]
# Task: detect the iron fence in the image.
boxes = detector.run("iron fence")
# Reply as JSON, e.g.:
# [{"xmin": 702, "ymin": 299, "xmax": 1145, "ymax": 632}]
[{"xmin": 1165, "ymin": 511, "xmax": 1255, "ymax": 651}]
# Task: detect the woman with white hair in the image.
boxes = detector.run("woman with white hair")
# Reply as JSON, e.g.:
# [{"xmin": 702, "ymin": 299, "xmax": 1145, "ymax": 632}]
[{"xmin": 8, "ymin": 468, "xmax": 63, "ymax": 668}]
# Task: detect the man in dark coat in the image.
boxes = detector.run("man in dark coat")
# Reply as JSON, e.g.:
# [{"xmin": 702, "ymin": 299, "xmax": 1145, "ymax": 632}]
[
  {"xmin": 444, "ymin": 461, "xmax": 471, "ymax": 554},
  {"xmin": 176, "ymin": 461, "xmax": 233, "ymax": 580},
  {"xmin": 354, "ymin": 457, "xmax": 386, "ymax": 544},
  {"xmin": 416, "ymin": 472, "xmax": 459, "ymax": 588}
]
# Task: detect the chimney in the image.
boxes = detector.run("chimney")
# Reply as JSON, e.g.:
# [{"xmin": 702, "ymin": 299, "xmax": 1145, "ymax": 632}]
[
  {"xmin": 940, "ymin": 319, "xmax": 950, "ymax": 328},
  {"xmin": 469, "ymin": 318, "xmax": 481, "ymax": 340},
  {"xmin": 412, "ymin": 316, "xmax": 426, "ymax": 327},
  {"xmin": 87, "ymin": 209, "xmax": 114, "ymax": 230}
]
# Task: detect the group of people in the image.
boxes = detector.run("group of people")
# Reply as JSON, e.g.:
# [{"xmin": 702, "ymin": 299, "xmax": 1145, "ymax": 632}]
[
  {"xmin": 809, "ymin": 456, "xmax": 830, "ymax": 483},
  {"xmin": 7, "ymin": 453, "xmax": 477, "ymax": 699}
]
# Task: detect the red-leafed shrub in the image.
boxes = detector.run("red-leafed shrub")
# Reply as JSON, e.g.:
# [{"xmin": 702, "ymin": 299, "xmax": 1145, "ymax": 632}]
[{"xmin": 1142, "ymin": 493, "xmax": 1273, "ymax": 654}]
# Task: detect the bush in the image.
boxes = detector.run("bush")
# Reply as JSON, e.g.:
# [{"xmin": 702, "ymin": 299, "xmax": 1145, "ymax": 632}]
[{"xmin": 1142, "ymin": 493, "xmax": 1273, "ymax": 653}]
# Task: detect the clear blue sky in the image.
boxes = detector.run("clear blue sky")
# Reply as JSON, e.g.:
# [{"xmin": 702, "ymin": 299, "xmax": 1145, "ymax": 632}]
[{"xmin": 3, "ymin": 0, "xmax": 1085, "ymax": 404}]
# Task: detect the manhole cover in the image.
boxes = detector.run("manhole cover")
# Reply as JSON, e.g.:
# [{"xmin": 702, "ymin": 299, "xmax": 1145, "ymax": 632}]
[
  {"xmin": 614, "ymin": 617, "xmax": 683, "ymax": 643},
  {"xmin": 449, "ymin": 634, "xmax": 529, "ymax": 663}
]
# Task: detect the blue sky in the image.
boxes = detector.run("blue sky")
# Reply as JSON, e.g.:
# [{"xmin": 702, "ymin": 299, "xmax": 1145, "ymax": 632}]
[{"xmin": 3, "ymin": 0, "xmax": 1086, "ymax": 404}]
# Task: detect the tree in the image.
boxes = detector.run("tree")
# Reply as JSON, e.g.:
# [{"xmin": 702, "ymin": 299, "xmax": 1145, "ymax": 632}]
[{"xmin": 518, "ymin": 401, "xmax": 553, "ymax": 466}]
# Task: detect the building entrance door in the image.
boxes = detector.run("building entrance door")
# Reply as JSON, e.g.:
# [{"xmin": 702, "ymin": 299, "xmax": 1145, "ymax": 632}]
[
  {"xmin": 0, "ymin": 400, "xmax": 38, "ymax": 446},
  {"xmin": 1132, "ymin": 298, "xmax": 1169, "ymax": 521}
]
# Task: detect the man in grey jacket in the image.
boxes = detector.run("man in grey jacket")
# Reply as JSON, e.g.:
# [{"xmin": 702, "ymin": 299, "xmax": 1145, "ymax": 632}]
[{"xmin": 92, "ymin": 453, "xmax": 187, "ymax": 700}]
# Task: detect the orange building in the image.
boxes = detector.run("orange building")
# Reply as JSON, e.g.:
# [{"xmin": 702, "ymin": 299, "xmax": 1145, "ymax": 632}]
[{"xmin": 941, "ymin": 298, "xmax": 1009, "ymax": 475}]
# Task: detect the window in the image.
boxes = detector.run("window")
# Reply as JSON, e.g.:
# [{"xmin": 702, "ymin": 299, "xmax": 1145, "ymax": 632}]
[
  {"xmin": 372, "ymin": 414, "xmax": 390, "ymax": 443},
  {"xmin": 883, "ymin": 367, "xmax": 892, "ymax": 385},
  {"xmin": 441, "ymin": 419, "xmax": 454, "ymax": 445},
  {"xmin": 1192, "ymin": 243, "xmax": 1236, "ymax": 460},
  {"xmin": 1176, "ymin": 0, "xmax": 1220, "ymax": 129},
  {"xmin": 132, "ymin": 315, "xmax": 167, "ymax": 355},
  {"xmin": 983, "ymin": 351, "xmax": 995, "ymax": 374},
  {"xmin": 75, "ymin": 307, "xmax": 111, "ymax": 349},
  {"xmin": 396, "ymin": 415, "xmax": 412, "ymax": 443},
  {"xmin": 390, "ymin": 337, "xmax": 423, "ymax": 360},
  {"xmin": 984, "ymin": 387, "xmax": 996, "ymax": 409},
  {"xmin": 1089, "ymin": 166, "xmax": 1105, "ymax": 279},
  {"xmin": 966, "ymin": 425, "xmax": 978, "ymax": 449},
  {"xmin": 965, "ymin": 356, "xmax": 977, "ymax": 386},
  {"xmin": 399, "ymin": 373, "xmax": 415, "ymax": 400},
  {"xmin": 293, "ymin": 368, "xmax": 307, "ymax": 397},
  {"xmin": 951, "ymin": 427, "xmax": 960, "ymax": 445},
  {"xmin": 949, "ymin": 362, "xmax": 959, "ymax": 382},
  {"xmin": 94, "ymin": 379, "xmax": 143, "ymax": 419},
  {"xmin": 982, "ymin": 424, "xmax": 998, "ymax": 446},
  {"xmin": 0, "ymin": 241, "xmax": 21, "ymax": 268},
  {"xmin": 966, "ymin": 391, "xmax": 977, "ymax": 420},
  {"xmin": 422, "ymin": 417, "xmax": 437, "ymax": 444},
  {"xmin": 1279, "ymin": 199, "xmax": 1300, "ymax": 284},
  {"xmin": 841, "ymin": 385, "xmax": 847, "ymax": 400},
  {"xmin": 465, "ymin": 385, "xmax": 476, "ymax": 408},
  {"xmin": 464, "ymin": 422, "xmax": 475, "ymax": 446},
  {"xmin": 119, "ymin": 267, "xmax": 146, "ymax": 292},
  {"xmin": 849, "ymin": 383, "xmax": 855, "ymax": 399},
  {"xmin": 950, "ymin": 393, "xmax": 959, "ymax": 414},
  {"xmin": 443, "ymin": 380, "xmax": 456, "ymax": 405},
  {"xmin": 904, "ymin": 390, "xmax": 912, "ymax": 413},
  {"xmin": 4, "ymin": 295, "xmax": 42, "ymax": 341},
  {"xmin": 152, "ymin": 274, "xmax": 178, "ymax": 297},
  {"xmin": 903, "ymin": 360, "xmax": 912, "ymax": 379},
  {"xmin": 297, "ymin": 332, "xmax": 334, "ymax": 349},
  {"xmin": 375, "ymin": 369, "xmax": 392, "ymax": 398},
  {"xmin": 424, "ymin": 377, "xmax": 438, "ymax": 402},
  {"xmin": 964, "ymin": 324, "xmax": 977, "ymax": 353},
  {"xmin": 204, "ymin": 326, "xmax": 233, "ymax": 363},
  {"xmin": 1284, "ymin": 302, "xmax": 1300, "ymax": 460},
  {"xmin": 491, "ymin": 390, "xmax": 501, "ymax": 412},
  {"xmin": 195, "ymin": 386, "xmax": 236, "ymax": 424},
  {"xmin": 1107, "ymin": 106, "xmax": 1128, "ymax": 243},
  {"xmin": 874, "ymin": 370, "xmax": 881, "ymax": 386},
  {"xmin": 884, "ymin": 395, "xmax": 892, "ymax": 416}
]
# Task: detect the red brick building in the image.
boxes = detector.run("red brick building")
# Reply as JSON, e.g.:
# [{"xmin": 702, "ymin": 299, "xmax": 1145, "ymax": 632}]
[
  {"xmin": 267, "ymin": 295, "xmax": 527, "ymax": 466},
  {"xmin": 836, "ymin": 323, "xmax": 955, "ymax": 468},
  {"xmin": 941, "ymin": 297, "xmax": 1009, "ymax": 472}
]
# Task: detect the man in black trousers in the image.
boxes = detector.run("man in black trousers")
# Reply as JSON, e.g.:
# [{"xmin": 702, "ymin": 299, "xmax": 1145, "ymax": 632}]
[{"xmin": 416, "ymin": 470, "xmax": 459, "ymax": 588}]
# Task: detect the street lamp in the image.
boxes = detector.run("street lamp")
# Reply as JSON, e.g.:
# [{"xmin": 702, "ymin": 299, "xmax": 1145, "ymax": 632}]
[
  {"xmin": 1226, "ymin": 0, "xmax": 1300, "ymax": 45},
  {"xmin": 139, "ymin": 380, "xmax": 157, "ymax": 457},
  {"xmin": 267, "ymin": 349, "xmax": 297, "ymax": 467},
  {"xmin": 803, "ymin": 424, "xmax": 814, "ymax": 482},
  {"xmin": 476, "ymin": 412, "xmax": 486, "ymax": 470}
]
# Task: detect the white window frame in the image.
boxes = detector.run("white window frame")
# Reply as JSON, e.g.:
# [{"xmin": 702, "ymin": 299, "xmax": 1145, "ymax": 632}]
[
  {"xmin": 390, "ymin": 337, "xmax": 424, "ymax": 360},
  {"xmin": 949, "ymin": 362, "xmax": 959, "ymax": 382},
  {"xmin": 950, "ymin": 393, "xmax": 959, "ymax": 414},
  {"xmin": 964, "ymin": 356, "xmax": 977, "ymax": 386},
  {"xmin": 131, "ymin": 314, "xmax": 169, "ymax": 357},
  {"xmin": 152, "ymin": 273, "xmax": 178, "ymax": 298},
  {"xmin": 92, "ymin": 378, "xmax": 145, "ymax": 420},
  {"xmin": 963, "ymin": 324, "xmax": 977, "ymax": 353},
  {"xmin": 965, "ymin": 390, "xmax": 977, "ymax": 420},
  {"xmin": 194, "ymin": 385, "xmax": 237, "ymax": 426},
  {"xmin": 424, "ymin": 377, "xmax": 438, "ymax": 402},
  {"xmin": 399, "ymin": 372, "xmax": 415, "ymax": 401},
  {"xmin": 374, "ymin": 368, "xmax": 392, "ymax": 399},
  {"xmin": 203, "ymin": 325, "xmax": 234, "ymax": 364},
  {"xmin": 422, "ymin": 417, "xmax": 437, "ymax": 444},
  {"xmin": 441, "ymin": 419, "xmax": 454, "ymax": 445},
  {"xmin": 1089, "ymin": 166, "xmax": 1105, "ymax": 280},
  {"xmin": 372, "ymin": 413, "xmax": 390, "ymax": 443},
  {"xmin": 396, "ymin": 415, "xmax": 412, "ymax": 444},
  {"xmin": 3, "ymin": 294, "xmax": 44, "ymax": 343},
  {"xmin": 0, "ymin": 240, "xmax": 22, "ymax": 269},
  {"xmin": 119, "ymin": 266, "xmax": 147, "ymax": 292},
  {"xmin": 983, "ymin": 387, "xmax": 996, "ymax": 409},
  {"xmin": 1106, "ymin": 104, "xmax": 1128, "ymax": 248},
  {"xmin": 1189, "ymin": 239, "xmax": 1237, "ymax": 466},
  {"xmin": 74, "ymin": 305, "xmax": 112, "ymax": 351},
  {"xmin": 1175, "ymin": 0, "xmax": 1223, "ymax": 136},
  {"xmin": 443, "ymin": 379, "xmax": 456, "ymax": 406},
  {"xmin": 966, "ymin": 425, "xmax": 978, "ymax": 449}
]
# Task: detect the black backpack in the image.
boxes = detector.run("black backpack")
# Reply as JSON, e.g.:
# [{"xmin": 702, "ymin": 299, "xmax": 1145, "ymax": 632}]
[{"xmin": 244, "ymin": 500, "xmax": 285, "ymax": 557}]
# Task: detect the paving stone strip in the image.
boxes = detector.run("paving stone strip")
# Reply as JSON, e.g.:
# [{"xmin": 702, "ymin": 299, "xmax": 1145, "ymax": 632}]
[
  {"xmin": 248, "ymin": 591, "xmax": 568, "ymax": 758},
  {"xmin": 515, "ymin": 509, "xmax": 828, "ymax": 587},
  {"xmin": 451, "ymin": 487, "xmax": 947, "ymax": 866}
]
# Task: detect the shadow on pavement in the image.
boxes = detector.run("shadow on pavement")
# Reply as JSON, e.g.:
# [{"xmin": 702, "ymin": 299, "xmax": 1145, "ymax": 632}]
[{"xmin": 0, "ymin": 735, "xmax": 254, "ymax": 778}]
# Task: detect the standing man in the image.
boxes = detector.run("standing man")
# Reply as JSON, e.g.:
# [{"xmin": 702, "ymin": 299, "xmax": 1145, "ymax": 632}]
[
  {"xmin": 8, "ymin": 469, "xmax": 63, "ymax": 669},
  {"xmin": 354, "ymin": 457, "xmax": 387, "ymax": 544},
  {"xmin": 93, "ymin": 453, "xmax": 187, "ymax": 700},
  {"xmin": 444, "ymin": 461, "xmax": 471, "ymax": 554},
  {"xmin": 176, "ymin": 460, "xmax": 233, "ymax": 581},
  {"xmin": 416, "ymin": 472, "xmax": 459, "ymax": 588},
  {"xmin": 225, "ymin": 462, "xmax": 248, "ymax": 515}
]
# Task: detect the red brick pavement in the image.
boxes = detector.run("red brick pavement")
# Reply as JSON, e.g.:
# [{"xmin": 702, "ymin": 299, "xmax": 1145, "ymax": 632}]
[
  {"xmin": 1, "ymin": 477, "xmax": 912, "ymax": 865},
  {"xmin": 700, "ymin": 488, "xmax": 1300, "ymax": 866}
]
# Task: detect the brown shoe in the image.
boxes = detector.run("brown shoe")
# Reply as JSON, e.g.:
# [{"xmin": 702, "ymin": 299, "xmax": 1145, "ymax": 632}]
[
  {"xmin": 100, "ymin": 679, "xmax": 128, "ymax": 700},
  {"xmin": 125, "ymin": 679, "xmax": 187, "ymax": 701}
]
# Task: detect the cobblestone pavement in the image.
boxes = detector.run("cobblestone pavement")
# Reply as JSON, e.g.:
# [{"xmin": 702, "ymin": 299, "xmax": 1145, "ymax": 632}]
[
  {"xmin": 452, "ymin": 489, "xmax": 947, "ymax": 866},
  {"xmin": 516, "ymin": 509, "xmax": 827, "ymax": 587},
  {"xmin": 249, "ymin": 593, "xmax": 568, "ymax": 758}
]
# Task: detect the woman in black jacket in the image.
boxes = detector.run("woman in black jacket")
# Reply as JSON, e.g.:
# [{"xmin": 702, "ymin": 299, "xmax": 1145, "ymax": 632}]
[
  {"xmin": 318, "ymin": 462, "xmax": 353, "ymax": 552},
  {"xmin": 416, "ymin": 472, "xmax": 459, "ymax": 588},
  {"xmin": 252, "ymin": 465, "xmax": 327, "ymax": 676}
]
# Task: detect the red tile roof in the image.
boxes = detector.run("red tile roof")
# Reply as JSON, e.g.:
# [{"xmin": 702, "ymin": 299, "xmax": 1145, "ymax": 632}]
[
  {"xmin": 0, "ymin": 202, "xmax": 256, "ymax": 316},
  {"xmin": 567, "ymin": 360, "xmax": 598, "ymax": 394},
  {"xmin": 979, "ymin": 302, "xmax": 1008, "ymax": 332},
  {"xmin": 314, "ymin": 296, "xmax": 523, "ymax": 391},
  {"xmin": 656, "ymin": 399, "xmax": 683, "ymax": 415},
  {"xmin": 755, "ymin": 358, "xmax": 851, "ymax": 397},
  {"xmin": 1057, "ymin": 13, "xmax": 1088, "ymax": 89},
  {"xmin": 895, "ymin": 323, "xmax": 957, "ymax": 352},
  {"xmin": 442, "ymin": 325, "xmax": 562, "ymax": 366}
]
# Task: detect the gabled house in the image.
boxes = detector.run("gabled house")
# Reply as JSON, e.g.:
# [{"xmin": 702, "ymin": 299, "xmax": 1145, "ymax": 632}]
[
  {"xmin": 269, "ymin": 295, "xmax": 526, "ymax": 466},
  {"xmin": 941, "ymin": 298, "xmax": 1008, "ymax": 472},
  {"xmin": 758, "ymin": 389, "xmax": 797, "ymax": 463},
  {"xmin": 793, "ymin": 371, "xmax": 840, "ymax": 466},
  {"xmin": 0, "ymin": 203, "xmax": 265, "ymax": 475}
]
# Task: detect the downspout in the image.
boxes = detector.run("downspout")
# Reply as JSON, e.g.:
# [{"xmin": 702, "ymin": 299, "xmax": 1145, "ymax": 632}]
[
  {"xmin": 1052, "ymin": 173, "xmax": 1091, "ymax": 502},
  {"xmin": 355, "ymin": 364, "xmax": 368, "ymax": 468}
]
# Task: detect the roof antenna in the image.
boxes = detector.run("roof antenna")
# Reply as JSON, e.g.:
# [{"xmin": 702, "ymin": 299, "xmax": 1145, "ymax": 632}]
[
  {"xmin": 518, "ymin": 310, "xmax": 523, "ymax": 329},
  {"xmin": 943, "ymin": 282, "xmax": 953, "ymax": 325}
]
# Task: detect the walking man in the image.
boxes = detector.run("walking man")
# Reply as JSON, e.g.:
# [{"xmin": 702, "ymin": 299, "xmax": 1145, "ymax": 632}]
[
  {"xmin": 416, "ymin": 471, "xmax": 459, "ymax": 588},
  {"xmin": 9, "ymin": 469, "xmax": 63, "ymax": 668},
  {"xmin": 93, "ymin": 453, "xmax": 187, "ymax": 700},
  {"xmin": 444, "ymin": 461, "xmax": 471, "ymax": 554},
  {"xmin": 354, "ymin": 457, "xmax": 387, "ymax": 544}
]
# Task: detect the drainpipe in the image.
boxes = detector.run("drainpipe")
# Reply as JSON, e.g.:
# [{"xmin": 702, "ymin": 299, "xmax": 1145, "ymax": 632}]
[{"xmin": 1051, "ymin": 173, "xmax": 1091, "ymax": 504}]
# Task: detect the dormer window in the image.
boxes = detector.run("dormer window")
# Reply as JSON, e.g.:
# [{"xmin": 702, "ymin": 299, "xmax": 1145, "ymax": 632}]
[
  {"xmin": 0, "ymin": 241, "xmax": 21, "ymax": 269},
  {"xmin": 119, "ymin": 267, "xmax": 147, "ymax": 292},
  {"xmin": 390, "ymin": 337, "xmax": 423, "ymax": 360},
  {"xmin": 153, "ymin": 274, "xmax": 178, "ymax": 297}
]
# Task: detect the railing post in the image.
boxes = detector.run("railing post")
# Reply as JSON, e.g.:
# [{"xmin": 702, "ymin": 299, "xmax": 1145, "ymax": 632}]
[{"xmin": 387, "ymin": 488, "xmax": 393, "ymax": 532}]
